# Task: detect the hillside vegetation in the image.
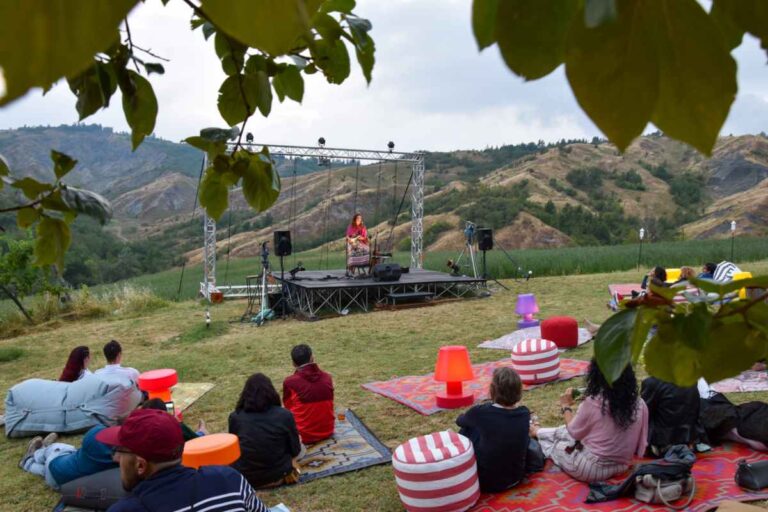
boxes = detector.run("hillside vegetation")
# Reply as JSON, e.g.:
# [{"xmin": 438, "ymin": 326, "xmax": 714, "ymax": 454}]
[{"xmin": 1, "ymin": 126, "xmax": 767, "ymax": 290}]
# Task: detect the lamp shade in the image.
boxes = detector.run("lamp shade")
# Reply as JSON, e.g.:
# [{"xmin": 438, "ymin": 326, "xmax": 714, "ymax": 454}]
[
  {"xmin": 515, "ymin": 294, "xmax": 539, "ymax": 315},
  {"xmin": 434, "ymin": 346, "xmax": 474, "ymax": 382}
]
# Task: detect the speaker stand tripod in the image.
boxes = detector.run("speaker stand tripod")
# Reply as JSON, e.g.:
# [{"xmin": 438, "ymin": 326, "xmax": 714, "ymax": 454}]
[{"xmin": 480, "ymin": 249, "xmax": 509, "ymax": 291}]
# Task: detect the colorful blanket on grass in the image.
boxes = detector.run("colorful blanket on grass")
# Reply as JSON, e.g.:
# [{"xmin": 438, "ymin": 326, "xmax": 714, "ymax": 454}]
[
  {"xmin": 478, "ymin": 326, "xmax": 593, "ymax": 351},
  {"xmin": 471, "ymin": 442, "xmax": 768, "ymax": 511},
  {"xmin": 298, "ymin": 409, "xmax": 390, "ymax": 482},
  {"xmin": 362, "ymin": 358, "xmax": 590, "ymax": 415},
  {"xmin": 712, "ymin": 371, "xmax": 768, "ymax": 394},
  {"xmin": 172, "ymin": 382, "xmax": 215, "ymax": 412}
]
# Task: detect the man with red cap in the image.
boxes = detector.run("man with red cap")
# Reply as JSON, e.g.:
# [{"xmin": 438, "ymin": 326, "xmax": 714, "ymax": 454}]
[{"xmin": 96, "ymin": 409, "xmax": 268, "ymax": 512}]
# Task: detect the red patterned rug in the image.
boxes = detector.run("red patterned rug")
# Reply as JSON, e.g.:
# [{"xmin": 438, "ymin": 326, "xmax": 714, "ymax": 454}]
[
  {"xmin": 361, "ymin": 358, "xmax": 590, "ymax": 415},
  {"xmin": 471, "ymin": 442, "xmax": 768, "ymax": 511}
]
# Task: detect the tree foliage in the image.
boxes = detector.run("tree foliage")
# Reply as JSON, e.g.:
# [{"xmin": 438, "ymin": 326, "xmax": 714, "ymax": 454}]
[
  {"xmin": 595, "ymin": 278, "xmax": 768, "ymax": 386},
  {"xmin": 0, "ymin": 0, "xmax": 376, "ymax": 270},
  {"xmin": 473, "ymin": 0, "xmax": 767, "ymax": 155}
]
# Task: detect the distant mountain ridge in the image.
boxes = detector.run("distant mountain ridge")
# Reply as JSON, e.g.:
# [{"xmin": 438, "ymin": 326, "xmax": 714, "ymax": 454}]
[{"xmin": 1, "ymin": 125, "xmax": 767, "ymax": 264}]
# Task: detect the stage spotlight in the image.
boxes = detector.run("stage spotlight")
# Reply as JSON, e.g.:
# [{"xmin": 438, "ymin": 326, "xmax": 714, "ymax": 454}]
[
  {"xmin": 246, "ymin": 132, "xmax": 254, "ymax": 143},
  {"xmin": 387, "ymin": 141, "xmax": 395, "ymax": 152},
  {"xmin": 318, "ymin": 137, "xmax": 326, "ymax": 147},
  {"xmin": 289, "ymin": 262, "xmax": 306, "ymax": 279}
]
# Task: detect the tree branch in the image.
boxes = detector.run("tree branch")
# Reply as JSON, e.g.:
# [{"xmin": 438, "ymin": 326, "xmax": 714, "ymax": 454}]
[
  {"xmin": 129, "ymin": 43, "xmax": 170, "ymax": 62},
  {"xmin": 123, "ymin": 19, "xmax": 142, "ymax": 72},
  {"xmin": 0, "ymin": 198, "xmax": 44, "ymax": 214}
]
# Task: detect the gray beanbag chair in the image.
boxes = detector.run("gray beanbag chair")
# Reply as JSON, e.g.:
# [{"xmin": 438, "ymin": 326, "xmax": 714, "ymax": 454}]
[
  {"xmin": 4, "ymin": 374, "xmax": 141, "ymax": 438},
  {"xmin": 57, "ymin": 468, "xmax": 127, "ymax": 510}
]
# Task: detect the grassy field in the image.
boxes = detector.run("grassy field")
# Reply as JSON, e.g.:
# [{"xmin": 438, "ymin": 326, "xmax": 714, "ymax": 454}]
[
  {"xmin": 1, "ymin": 262, "xmax": 768, "ymax": 511},
  {"xmin": 86, "ymin": 236, "xmax": 768, "ymax": 301}
]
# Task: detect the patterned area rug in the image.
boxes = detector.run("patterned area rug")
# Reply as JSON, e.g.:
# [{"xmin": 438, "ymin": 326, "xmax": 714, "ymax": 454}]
[
  {"xmin": 297, "ymin": 409, "xmax": 390, "ymax": 483},
  {"xmin": 471, "ymin": 442, "xmax": 768, "ymax": 511},
  {"xmin": 172, "ymin": 382, "xmax": 215, "ymax": 412},
  {"xmin": 478, "ymin": 326, "xmax": 593, "ymax": 351},
  {"xmin": 362, "ymin": 358, "xmax": 590, "ymax": 415},
  {"xmin": 712, "ymin": 371, "xmax": 768, "ymax": 393}
]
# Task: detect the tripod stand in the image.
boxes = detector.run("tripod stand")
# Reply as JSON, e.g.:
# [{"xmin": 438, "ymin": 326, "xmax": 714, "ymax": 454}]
[{"xmin": 479, "ymin": 247, "xmax": 510, "ymax": 290}]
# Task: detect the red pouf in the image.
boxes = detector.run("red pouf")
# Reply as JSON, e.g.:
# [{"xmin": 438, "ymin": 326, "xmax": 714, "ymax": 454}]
[
  {"xmin": 511, "ymin": 339, "xmax": 560, "ymax": 384},
  {"xmin": 541, "ymin": 316, "xmax": 579, "ymax": 349},
  {"xmin": 393, "ymin": 431, "xmax": 480, "ymax": 512}
]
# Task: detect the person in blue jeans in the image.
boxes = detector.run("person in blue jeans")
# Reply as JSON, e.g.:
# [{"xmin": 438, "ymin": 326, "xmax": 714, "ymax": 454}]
[{"xmin": 19, "ymin": 425, "xmax": 116, "ymax": 489}]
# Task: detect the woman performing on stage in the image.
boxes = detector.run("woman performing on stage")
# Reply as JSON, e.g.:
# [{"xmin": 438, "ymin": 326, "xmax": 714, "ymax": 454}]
[{"xmin": 346, "ymin": 213, "xmax": 370, "ymax": 276}]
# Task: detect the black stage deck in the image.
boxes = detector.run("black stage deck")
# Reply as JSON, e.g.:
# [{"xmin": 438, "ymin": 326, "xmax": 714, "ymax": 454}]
[{"xmin": 274, "ymin": 269, "xmax": 486, "ymax": 319}]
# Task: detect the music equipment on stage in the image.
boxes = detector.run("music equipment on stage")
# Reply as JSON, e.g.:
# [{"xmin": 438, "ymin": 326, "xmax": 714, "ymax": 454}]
[
  {"xmin": 274, "ymin": 231, "xmax": 292, "ymax": 257},
  {"xmin": 373, "ymin": 263, "xmax": 402, "ymax": 282},
  {"xmin": 477, "ymin": 228, "xmax": 493, "ymax": 251}
]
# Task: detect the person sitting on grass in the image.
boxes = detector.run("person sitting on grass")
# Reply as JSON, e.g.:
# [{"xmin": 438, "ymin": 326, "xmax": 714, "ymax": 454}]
[
  {"xmin": 230, "ymin": 373, "xmax": 302, "ymax": 488},
  {"xmin": 530, "ymin": 360, "xmax": 648, "ymax": 483},
  {"xmin": 282, "ymin": 344, "xmax": 335, "ymax": 444},
  {"xmin": 95, "ymin": 340, "xmax": 140, "ymax": 382},
  {"xmin": 456, "ymin": 367, "xmax": 531, "ymax": 493},
  {"xmin": 19, "ymin": 426, "xmax": 116, "ymax": 490},
  {"xmin": 140, "ymin": 398, "xmax": 208, "ymax": 441},
  {"xmin": 97, "ymin": 408, "xmax": 269, "ymax": 512},
  {"xmin": 641, "ymin": 377, "xmax": 701, "ymax": 456},
  {"xmin": 673, "ymin": 266, "xmax": 696, "ymax": 285},
  {"xmin": 59, "ymin": 345, "xmax": 92, "ymax": 382},
  {"xmin": 698, "ymin": 262, "xmax": 717, "ymax": 279}
]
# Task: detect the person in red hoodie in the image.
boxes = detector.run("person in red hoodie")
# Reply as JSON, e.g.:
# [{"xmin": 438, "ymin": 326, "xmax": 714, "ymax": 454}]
[{"xmin": 282, "ymin": 344, "xmax": 335, "ymax": 444}]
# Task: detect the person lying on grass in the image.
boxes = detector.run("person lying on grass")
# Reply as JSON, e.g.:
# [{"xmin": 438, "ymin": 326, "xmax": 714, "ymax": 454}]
[
  {"xmin": 641, "ymin": 377, "xmax": 701, "ymax": 456},
  {"xmin": 456, "ymin": 367, "xmax": 531, "ymax": 492},
  {"xmin": 98, "ymin": 408, "xmax": 269, "ymax": 512},
  {"xmin": 140, "ymin": 398, "xmax": 208, "ymax": 441},
  {"xmin": 19, "ymin": 426, "xmax": 116, "ymax": 490},
  {"xmin": 529, "ymin": 359, "xmax": 648, "ymax": 483},
  {"xmin": 230, "ymin": 373, "xmax": 302, "ymax": 488}
]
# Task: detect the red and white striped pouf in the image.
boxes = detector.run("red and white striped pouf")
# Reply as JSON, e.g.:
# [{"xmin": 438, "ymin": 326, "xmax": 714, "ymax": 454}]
[
  {"xmin": 393, "ymin": 431, "xmax": 480, "ymax": 512},
  {"xmin": 511, "ymin": 338, "xmax": 560, "ymax": 384}
]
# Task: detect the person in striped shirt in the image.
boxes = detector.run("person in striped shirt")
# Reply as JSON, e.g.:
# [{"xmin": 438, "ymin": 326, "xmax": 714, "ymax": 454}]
[{"xmin": 96, "ymin": 409, "xmax": 269, "ymax": 512}]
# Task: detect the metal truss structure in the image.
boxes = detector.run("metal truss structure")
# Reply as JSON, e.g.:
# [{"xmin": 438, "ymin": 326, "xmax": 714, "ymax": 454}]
[
  {"xmin": 201, "ymin": 142, "xmax": 425, "ymax": 301},
  {"xmin": 279, "ymin": 278, "xmax": 486, "ymax": 320}
]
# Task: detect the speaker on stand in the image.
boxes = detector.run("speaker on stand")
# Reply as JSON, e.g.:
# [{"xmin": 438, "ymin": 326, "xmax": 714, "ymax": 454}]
[{"xmin": 273, "ymin": 231, "xmax": 292, "ymax": 317}]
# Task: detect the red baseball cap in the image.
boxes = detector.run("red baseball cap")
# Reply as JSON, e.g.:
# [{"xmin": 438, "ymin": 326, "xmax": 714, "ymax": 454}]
[{"xmin": 96, "ymin": 409, "xmax": 184, "ymax": 462}]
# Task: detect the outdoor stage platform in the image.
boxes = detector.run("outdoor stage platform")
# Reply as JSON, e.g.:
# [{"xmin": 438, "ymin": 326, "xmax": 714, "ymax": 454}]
[{"xmin": 274, "ymin": 269, "xmax": 486, "ymax": 320}]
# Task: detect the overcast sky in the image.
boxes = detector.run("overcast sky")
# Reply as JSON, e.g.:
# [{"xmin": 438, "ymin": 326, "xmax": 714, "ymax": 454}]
[{"xmin": 1, "ymin": 0, "xmax": 766, "ymax": 152}]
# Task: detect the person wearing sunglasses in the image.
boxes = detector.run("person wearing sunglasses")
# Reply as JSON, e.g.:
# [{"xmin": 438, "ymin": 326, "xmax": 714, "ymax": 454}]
[{"xmin": 96, "ymin": 409, "xmax": 268, "ymax": 512}]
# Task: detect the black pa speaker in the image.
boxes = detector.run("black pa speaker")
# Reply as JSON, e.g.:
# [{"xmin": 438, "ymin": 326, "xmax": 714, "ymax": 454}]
[
  {"xmin": 274, "ymin": 231, "xmax": 292, "ymax": 257},
  {"xmin": 477, "ymin": 228, "xmax": 493, "ymax": 251},
  {"xmin": 372, "ymin": 263, "xmax": 402, "ymax": 282}
]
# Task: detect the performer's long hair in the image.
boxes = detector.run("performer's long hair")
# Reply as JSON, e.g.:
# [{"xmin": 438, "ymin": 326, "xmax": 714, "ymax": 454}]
[{"xmin": 349, "ymin": 213, "xmax": 365, "ymax": 229}]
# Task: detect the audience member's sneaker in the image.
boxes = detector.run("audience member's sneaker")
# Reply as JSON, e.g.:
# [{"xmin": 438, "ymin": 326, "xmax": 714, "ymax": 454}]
[
  {"xmin": 197, "ymin": 420, "xmax": 209, "ymax": 436},
  {"xmin": 19, "ymin": 436, "xmax": 43, "ymax": 468},
  {"xmin": 42, "ymin": 433, "xmax": 58, "ymax": 447}
]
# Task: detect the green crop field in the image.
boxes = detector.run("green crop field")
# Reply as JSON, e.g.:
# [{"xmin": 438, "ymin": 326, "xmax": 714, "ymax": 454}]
[{"xmin": 113, "ymin": 236, "xmax": 768, "ymax": 301}]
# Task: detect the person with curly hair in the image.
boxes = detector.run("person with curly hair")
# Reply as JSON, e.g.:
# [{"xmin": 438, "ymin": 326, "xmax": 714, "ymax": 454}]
[{"xmin": 529, "ymin": 359, "xmax": 648, "ymax": 482}]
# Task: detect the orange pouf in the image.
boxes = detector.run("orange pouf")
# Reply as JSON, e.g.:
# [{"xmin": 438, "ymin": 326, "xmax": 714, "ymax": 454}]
[
  {"xmin": 138, "ymin": 369, "xmax": 178, "ymax": 402},
  {"xmin": 541, "ymin": 316, "xmax": 578, "ymax": 349},
  {"xmin": 182, "ymin": 433, "xmax": 241, "ymax": 469}
]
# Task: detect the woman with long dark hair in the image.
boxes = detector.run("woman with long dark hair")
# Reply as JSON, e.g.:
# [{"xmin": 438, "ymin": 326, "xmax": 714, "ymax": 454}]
[
  {"xmin": 229, "ymin": 373, "xmax": 301, "ymax": 488},
  {"xmin": 58, "ymin": 346, "xmax": 92, "ymax": 382},
  {"xmin": 346, "ymin": 212, "xmax": 369, "ymax": 275},
  {"xmin": 530, "ymin": 359, "xmax": 648, "ymax": 482}
]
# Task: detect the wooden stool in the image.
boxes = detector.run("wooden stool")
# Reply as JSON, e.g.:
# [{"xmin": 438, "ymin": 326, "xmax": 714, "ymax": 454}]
[
  {"xmin": 138, "ymin": 369, "xmax": 178, "ymax": 402},
  {"xmin": 182, "ymin": 433, "xmax": 241, "ymax": 469}
]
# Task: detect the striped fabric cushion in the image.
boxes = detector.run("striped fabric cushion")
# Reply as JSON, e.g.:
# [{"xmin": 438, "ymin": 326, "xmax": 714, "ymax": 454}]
[
  {"xmin": 393, "ymin": 431, "xmax": 480, "ymax": 512},
  {"xmin": 511, "ymin": 338, "xmax": 560, "ymax": 384}
]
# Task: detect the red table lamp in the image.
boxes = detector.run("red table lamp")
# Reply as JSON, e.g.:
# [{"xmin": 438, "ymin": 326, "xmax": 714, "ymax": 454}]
[
  {"xmin": 434, "ymin": 346, "xmax": 475, "ymax": 408},
  {"xmin": 138, "ymin": 369, "xmax": 178, "ymax": 403}
]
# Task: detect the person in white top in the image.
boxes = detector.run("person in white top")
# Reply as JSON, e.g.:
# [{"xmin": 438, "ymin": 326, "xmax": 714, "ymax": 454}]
[{"xmin": 94, "ymin": 340, "xmax": 140, "ymax": 382}]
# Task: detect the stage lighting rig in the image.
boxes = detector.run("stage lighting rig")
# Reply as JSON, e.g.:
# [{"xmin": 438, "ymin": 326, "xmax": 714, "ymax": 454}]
[
  {"xmin": 388, "ymin": 141, "xmax": 395, "ymax": 152},
  {"xmin": 318, "ymin": 137, "xmax": 326, "ymax": 147},
  {"xmin": 246, "ymin": 132, "xmax": 254, "ymax": 143}
]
